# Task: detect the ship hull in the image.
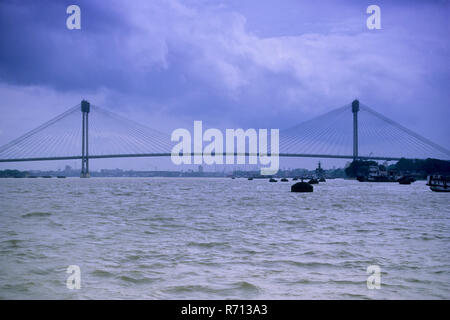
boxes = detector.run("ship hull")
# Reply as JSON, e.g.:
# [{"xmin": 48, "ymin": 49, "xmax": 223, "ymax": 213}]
[
  {"xmin": 430, "ymin": 186, "xmax": 450, "ymax": 192},
  {"xmin": 427, "ymin": 175, "xmax": 450, "ymax": 192}
]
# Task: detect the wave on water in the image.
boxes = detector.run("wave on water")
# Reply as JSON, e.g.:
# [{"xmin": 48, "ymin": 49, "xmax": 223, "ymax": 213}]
[
  {"xmin": 1, "ymin": 178, "xmax": 449, "ymax": 299},
  {"xmin": 21, "ymin": 212, "xmax": 52, "ymax": 218},
  {"xmin": 1, "ymin": 239, "xmax": 24, "ymax": 248},
  {"xmin": 187, "ymin": 241, "xmax": 229, "ymax": 248},
  {"xmin": 232, "ymin": 281, "xmax": 260, "ymax": 292},
  {"xmin": 118, "ymin": 275, "xmax": 156, "ymax": 284},
  {"xmin": 91, "ymin": 269, "xmax": 114, "ymax": 278}
]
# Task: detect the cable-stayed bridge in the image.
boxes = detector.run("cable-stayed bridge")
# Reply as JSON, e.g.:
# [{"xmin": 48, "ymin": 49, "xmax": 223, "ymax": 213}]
[{"xmin": 0, "ymin": 100, "xmax": 448, "ymax": 177}]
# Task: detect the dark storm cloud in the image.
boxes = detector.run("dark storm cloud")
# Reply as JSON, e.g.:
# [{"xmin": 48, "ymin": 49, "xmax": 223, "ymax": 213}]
[{"xmin": 0, "ymin": 0, "xmax": 140, "ymax": 91}]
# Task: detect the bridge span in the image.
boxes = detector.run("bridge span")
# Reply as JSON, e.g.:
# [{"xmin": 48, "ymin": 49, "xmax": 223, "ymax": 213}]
[{"xmin": 0, "ymin": 100, "xmax": 448, "ymax": 176}]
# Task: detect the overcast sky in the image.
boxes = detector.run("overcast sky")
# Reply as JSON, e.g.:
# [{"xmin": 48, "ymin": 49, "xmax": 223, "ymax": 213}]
[{"xmin": 0, "ymin": 0, "xmax": 449, "ymax": 170}]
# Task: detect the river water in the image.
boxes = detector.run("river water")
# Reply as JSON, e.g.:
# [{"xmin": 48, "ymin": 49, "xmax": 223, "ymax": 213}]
[{"xmin": 0, "ymin": 177, "xmax": 448, "ymax": 299}]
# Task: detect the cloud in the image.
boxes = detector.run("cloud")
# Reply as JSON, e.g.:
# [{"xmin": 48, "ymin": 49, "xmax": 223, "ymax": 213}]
[{"xmin": 0, "ymin": 0, "xmax": 448, "ymax": 148}]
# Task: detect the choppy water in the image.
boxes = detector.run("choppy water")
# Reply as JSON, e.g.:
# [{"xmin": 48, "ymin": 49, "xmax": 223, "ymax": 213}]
[{"xmin": 0, "ymin": 177, "xmax": 449, "ymax": 299}]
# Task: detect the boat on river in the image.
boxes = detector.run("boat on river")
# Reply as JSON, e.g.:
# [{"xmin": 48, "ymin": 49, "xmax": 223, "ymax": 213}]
[
  {"xmin": 427, "ymin": 175, "xmax": 450, "ymax": 192},
  {"xmin": 357, "ymin": 166, "xmax": 398, "ymax": 182}
]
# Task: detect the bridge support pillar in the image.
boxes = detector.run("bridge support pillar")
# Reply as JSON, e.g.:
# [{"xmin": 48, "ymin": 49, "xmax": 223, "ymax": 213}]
[
  {"xmin": 80, "ymin": 100, "xmax": 90, "ymax": 178},
  {"xmin": 352, "ymin": 99, "xmax": 359, "ymax": 161}
]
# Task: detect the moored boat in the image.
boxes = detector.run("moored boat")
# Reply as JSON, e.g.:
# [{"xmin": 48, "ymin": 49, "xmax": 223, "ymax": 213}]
[
  {"xmin": 357, "ymin": 165, "xmax": 398, "ymax": 182},
  {"xmin": 398, "ymin": 176, "xmax": 415, "ymax": 185},
  {"xmin": 427, "ymin": 175, "xmax": 450, "ymax": 192}
]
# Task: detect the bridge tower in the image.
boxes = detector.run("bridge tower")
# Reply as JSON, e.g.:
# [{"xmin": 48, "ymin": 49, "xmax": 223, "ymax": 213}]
[
  {"xmin": 352, "ymin": 99, "xmax": 359, "ymax": 160},
  {"xmin": 80, "ymin": 100, "xmax": 90, "ymax": 178}
]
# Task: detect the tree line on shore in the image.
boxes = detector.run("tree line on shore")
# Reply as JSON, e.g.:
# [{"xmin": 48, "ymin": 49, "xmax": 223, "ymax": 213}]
[
  {"xmin": 344, "ymin": 158, "xmax": 450, "ymax": 178},
  {"xmin": 0, "ymin": 169, "xmax": 29, "ymax": 178}
]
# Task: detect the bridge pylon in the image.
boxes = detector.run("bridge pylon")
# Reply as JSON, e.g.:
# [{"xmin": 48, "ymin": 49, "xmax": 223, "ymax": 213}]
[
  {"xmin": 80, "ymin": 100, "xmax": 90, "ymax": 178},
  {"xmin": 352, "ymin": 99, "xmax": 359, "ymax": 161}
]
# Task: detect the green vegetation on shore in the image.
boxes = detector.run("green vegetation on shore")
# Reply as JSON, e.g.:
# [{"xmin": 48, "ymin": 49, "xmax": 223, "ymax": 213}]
[
  {"xmin": 344, "ymin": 160, "xmax": 378, "ymax": 178},
  {"xmin": 0, "ymin": 169, "xmax": 29, "ymax": 178},
  {"xmin": 344, "ymin": 158, "xmax": 450, "ymax": 178},
  {"xmin": 394, "ymin": 158, "xmax": 450, "ymax": 175}
]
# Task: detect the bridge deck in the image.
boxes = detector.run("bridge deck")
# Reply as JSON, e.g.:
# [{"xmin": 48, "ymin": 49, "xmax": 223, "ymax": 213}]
[{"xmin": 0, "ymin": 153, "xmax": 403, "ymax": 163}]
